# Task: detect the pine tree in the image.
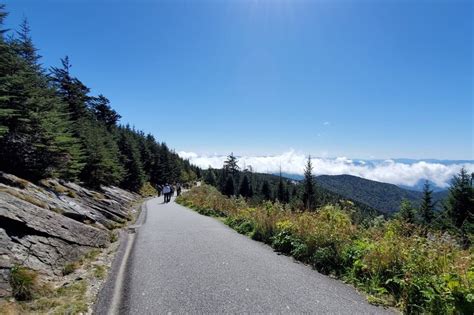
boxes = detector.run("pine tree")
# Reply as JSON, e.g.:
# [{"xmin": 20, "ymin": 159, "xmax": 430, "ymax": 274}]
[
  {"xmin": 78, "ymin": 120, "xmax": 124, "ymax": 188},
  {"xmin": 89, "ymin": 94, "xmax": 121, "ymax": 128},
  {"xmin": 261, "ymin": 180, "xmax": 272, "ymax": 201},
  {"xmin": 0, "ymin": 13, "xmax": 83, "ymax": 180},
  {"xmin": 223, "ymin": 175, "xmax": 235, "ymax": 197},
  {"xmin": 445, "ymin": 168, "xmax": 473, "ymax": 230},
  {"xmin": 277, "ymin": 173, "xmax": 286, "ymax": 203},
  {"xmin": 239, "ymin": 174, "xmax": 252, "ymax": 198},
  {"xmin": 224, "ymin": 152, "xmax": 239, "ymax": 177},
  {"xmin": 50, "ymin": 56, "xmax": 90, "ymax": 121},
  {"xmin": 117, "ymin": 128, "xmax": 145, "ymax": 191},
  {"xmin": 302, "ymin": 155, "xmax": 316, "ymax": 210},
  {"xmin": 419, "ymin": 181, "xmax": 435, "ymax": 224},
  {"xmin": 204, "ymin": 168, "xmax": 217, "ymax": 186},
  {"xmin": 14, "ymin": 18, "xmax": 41, "ymax": 71},
  {"xmin": 397, "ymin": 199, "xmax": 416, "ymax": 223}
]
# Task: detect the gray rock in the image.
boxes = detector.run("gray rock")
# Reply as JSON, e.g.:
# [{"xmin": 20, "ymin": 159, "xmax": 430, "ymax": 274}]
[{"xmin": 0, "ymin": 172, "xmax": 140, "ymax": 298}]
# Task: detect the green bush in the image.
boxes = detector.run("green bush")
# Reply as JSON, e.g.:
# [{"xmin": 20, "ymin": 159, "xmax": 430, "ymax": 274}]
[
  {"xmin": 62, "ymin": 263, "xmax": 77, "ymax": 276},
  {"xmin": 10, "ymin": 265, "xmax": 38, "ymax": 301},
  {"xmin": 177, "ymin": 184, "xmax": 474, "ymax": 314},
  {"xmin": 139, "ymin": 182, "xmax": 157, "ymax": 197}
]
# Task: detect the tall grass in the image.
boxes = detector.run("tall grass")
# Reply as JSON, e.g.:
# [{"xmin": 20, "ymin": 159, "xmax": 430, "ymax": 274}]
[{"xmin": 176, "ymin": 184, "xmax": 473, "ymax": 314}]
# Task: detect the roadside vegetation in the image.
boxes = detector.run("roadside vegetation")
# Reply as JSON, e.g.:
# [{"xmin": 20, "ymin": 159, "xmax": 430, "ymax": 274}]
[{"xmin": 178, "ymin": 156, "xmax": 473, "ymax": 314}]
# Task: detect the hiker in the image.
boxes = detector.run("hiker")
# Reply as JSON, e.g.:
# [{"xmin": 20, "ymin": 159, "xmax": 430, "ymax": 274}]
[
  {"xmin": 177, "ymin": 183, "xmax": 182, "ymax": 196},
  {"xmin": 162, "ymin": 184, "xmax": 170, "ymax": 203}
]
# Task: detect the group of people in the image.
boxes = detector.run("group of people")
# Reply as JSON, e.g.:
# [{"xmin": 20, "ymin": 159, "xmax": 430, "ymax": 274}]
[{"xmin": 160, "ymin": 183, "xmax": 182, "ymax": 203}]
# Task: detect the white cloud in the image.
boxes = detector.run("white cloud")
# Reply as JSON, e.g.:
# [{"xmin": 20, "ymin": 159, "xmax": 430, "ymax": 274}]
[
  {"xmin": 323, "ymin": 121, "xmax": 330, "ymax": 126},
  {"xmin": 178, "ymin": 150, "xmax": 474, "ymax": 188}
]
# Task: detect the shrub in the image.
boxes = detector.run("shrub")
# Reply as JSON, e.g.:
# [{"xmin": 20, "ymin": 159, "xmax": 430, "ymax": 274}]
[
  {"xmin": 62, "ymin": 263, "xmax": 78, "ymax": 276},
  {"xmin": 177, "ymin": 185, "xmax": 473, "ymax": 314},
  {"xmin": 139, "ymin": 182, "xmax": 157, "ymax": 197},
  {"xmin": 10, "ymin": 265, "xmax": 38, "ymax": 301}
]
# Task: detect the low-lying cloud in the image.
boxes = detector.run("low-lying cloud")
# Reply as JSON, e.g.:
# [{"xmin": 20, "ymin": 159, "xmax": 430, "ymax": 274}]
[{"xmin": 178, "ymin": 150, "xmax": 474, "ymax": 188}]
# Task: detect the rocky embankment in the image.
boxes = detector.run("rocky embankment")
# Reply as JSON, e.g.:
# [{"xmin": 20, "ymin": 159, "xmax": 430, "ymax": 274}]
[{"xmin": 0, "ymin": 172, "xmax": 140, "ymax": 298}]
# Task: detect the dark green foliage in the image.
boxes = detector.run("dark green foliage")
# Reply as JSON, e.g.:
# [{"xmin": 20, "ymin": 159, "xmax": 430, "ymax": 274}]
[
  {"xmin": 117, "ymin": 126, "xmax": 145, "ymax": 191},
  {"xmin": 223, "ymin": 175, "xmax": 235, "ymax": 197},
  {"xmin": 302, "ymin": 156, "xmax": 316, "ymax": 210},
  {"xmin": 444, "ymin": 168, "xmax": 474, "ymax": 241},
  {"xmin": 204, "ymin": 168, "xmax": 217, "ymax": 186},
  {"xmin": 223, "ymin": 152, "xmax": 239, "ymax": 176},
  {"xmin": 239, "ymin": 174, "xmax": 252, "ymax": 198},
  {"xmin": 0, "ymin": 12, "xmax": 83, "ymax": 181},
  {"xmin": 261, "ymin": 180, "xmax": 272, "ymax": 201},
  {"xmin": 89, "ymin": 94, "xmax": 121, "ymax": 128},
  {"xmin": 277, "ymin": 173, "xmax": 286, "ymax": 203},
  {"xmin": 397, "ymin": 199, "xmax": 416, "ymax": 223},
  {"xmin": 419, "ymin": 181, "xmax": 435, "ymax": 224}
]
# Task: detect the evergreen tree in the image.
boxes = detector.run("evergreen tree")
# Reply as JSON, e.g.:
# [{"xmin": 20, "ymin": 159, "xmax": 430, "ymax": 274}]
[
  {"xmin": 445, "ymin": 168, "xmax": 473, "ymax": 230},
  {"xmin": 223, "ymin": 175, "xmax": 235, "ymax": 197},
  {"xmin": 302, "ymin": 156, "xmax": 316, "ymax": 210},
  {"xmin": 397, "ymin": 199, "xmax": 416, "ymax": 223},
  {"xmin": 239, "ymin": 174, "xmax": 252, "ymax": 198},
  {"xmin": 13, "ymin": 18, "xmax": 41, "ymax": 71},
  {"xmin": 277, "ymin": 173, "xmax": 286, "ymax": 203},
  {"xmin": 204, "ymin": 167, "xmax": 217, "ymax": 186},
  {"xmin": 89, "ymin": 94, "xmax": 121, "ymax": 128},
  {"xmin": 0, "ymin": 13, "xmax": 82, "ymax": 180},
  {"xmin": 419, "ymin": 181, "xmax": 435, "ymax": 224},
  {"xmin": 78, "ymin": 120, "xmax": 124, "ymax": 188},
  {"xmin": 261, "ymin": 180, "xmax": 272, "ymax": 201},
  {"xmin": 117, "ymin": 128, "xmax": 145, "ymax": 191},
  {"xmin": 50, "ymin": 56, "xmax": 90, "ymax": 121},
  {"xmin": 224, "ymin": 152, "xmax": 239, "ymax": 177}
]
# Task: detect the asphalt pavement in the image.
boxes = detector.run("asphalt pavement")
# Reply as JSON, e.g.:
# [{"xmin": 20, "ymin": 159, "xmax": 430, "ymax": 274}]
[{"xmin": 119, "ymin": 196, "xmax": 393, "ymax": 314}]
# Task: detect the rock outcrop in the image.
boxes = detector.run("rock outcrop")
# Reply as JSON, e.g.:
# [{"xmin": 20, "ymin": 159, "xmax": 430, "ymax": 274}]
[{"xmin": 0, "ymin": 172, "xmax": 140, "ymax": 297}]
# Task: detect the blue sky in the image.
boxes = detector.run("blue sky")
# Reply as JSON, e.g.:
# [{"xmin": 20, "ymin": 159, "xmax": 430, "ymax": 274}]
[{"xmin": 5, "ymin": 0, "xmax": 473, "ymax": 159}]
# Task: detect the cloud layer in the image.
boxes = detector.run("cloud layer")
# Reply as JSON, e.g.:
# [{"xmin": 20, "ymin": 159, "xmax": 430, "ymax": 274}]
[{"xmin": 178, "ymin": 150, "xmax": 474, "ymax": 188}]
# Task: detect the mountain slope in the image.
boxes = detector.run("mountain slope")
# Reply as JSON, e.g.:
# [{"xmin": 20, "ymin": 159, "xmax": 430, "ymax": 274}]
[{"xmin": 316, "ymin": 175, "xmax": 447, "ymax": 214}]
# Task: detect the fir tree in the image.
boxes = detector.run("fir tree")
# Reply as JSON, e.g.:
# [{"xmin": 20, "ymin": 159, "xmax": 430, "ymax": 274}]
[
  {"xmin": 445, "ymin": 168, "xmax": 473, "ymax": 231},
  {"xmin": 223, "ymin": 175, "xmax": 235, "ymax": 197},
  {"xmin": 89, "ymin": 94, "xmax": 121, "ymax": 128},
  {"xmin": 419, "ymin": 181, "xmax": 435, "ymax": 224},
  {"xmin": 224, "ymin": 152, "xmax": 239, "ymax": 177},
  {"xmin": 14, "ymin": 18, "xmax": 41, "ymax": 71},
  {"xmin": 78, "ymin": 119, "xmax": 124, "ymax": 188},
  {"xmin": 261, "ymin": 180, "xmax": 272, "ymax": 201},
  {"xmin": 397, "ymin": 199, "xmax": 416, "ymax": 223},
  {"xmin": 277, "ymin": 172, "xmax": 286, "ymax": 203},
  {"xmin": 204, "ymin": 167, "xmax": 217, "ymax": 186},
  {"xmin": 302, "ymin": 155, "xmax": 316, "ymax": 210},
  {"xmin": 239, "ymin": 174, "xmax": 252, "ymax": 198},
  {"xmin": 50, "ymin": 56, "xmax": 90, "ymax": 121},
  {"xmin": 117, "ymin": 128, "xmax": 145, "ymax": 191}
]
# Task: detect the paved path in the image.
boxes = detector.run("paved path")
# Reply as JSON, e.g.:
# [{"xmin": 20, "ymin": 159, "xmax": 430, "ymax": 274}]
[{"xmin": 120, "ymin": 196, "xmax": 393, "ymax": 314}]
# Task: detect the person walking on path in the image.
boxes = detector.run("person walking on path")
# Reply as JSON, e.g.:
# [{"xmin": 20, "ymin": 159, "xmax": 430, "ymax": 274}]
[{"xmin": 162, "ymin": 184, "xmax": 171, "ymax": 203}]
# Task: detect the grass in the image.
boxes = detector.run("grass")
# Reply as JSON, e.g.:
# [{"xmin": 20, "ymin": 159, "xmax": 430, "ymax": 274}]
[
  {"xmin": 177, "ymin": 185, "xmax": 474, "ymax": 314},
  {"xmin": 93, "ymin": 265, "xmax": 107, "ymax": 279},
  {"xmin": 139, "ymin": 181, "xmax": 157, "ymax": 197},
  {"xmin": 9, "ymin": 265, "xmax": 38, "ymax": 301},
  {"xmin": 0, "ymin": 187, "xmax": 48, "ymax": 209},
  {"xmin": 4, "ymin": 247, "xmax": 111, "ymax": 314}
]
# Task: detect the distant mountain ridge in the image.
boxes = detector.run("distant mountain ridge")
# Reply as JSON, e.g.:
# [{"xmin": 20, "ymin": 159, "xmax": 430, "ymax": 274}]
[
  {"xmin": 315, "ymin": 175, "xmax": 448, "ymax": 214},
  {"xmin": 277, "ymin": 172, "xmax": 448, "ymax": 214}
]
